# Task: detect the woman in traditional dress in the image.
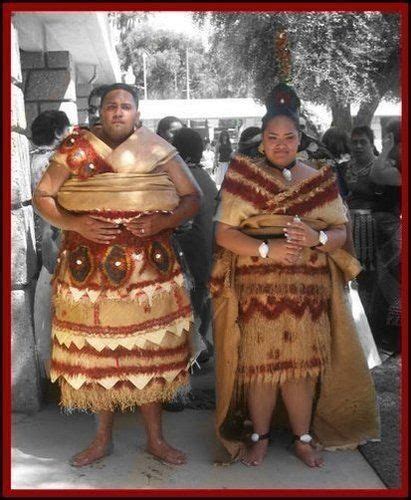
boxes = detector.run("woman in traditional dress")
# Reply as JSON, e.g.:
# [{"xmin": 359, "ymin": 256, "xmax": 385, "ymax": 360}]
[
  {"xmin": 321, "ymin": 127, "xmax": 381, "ymax": 368},
  {"xmin": 340, "ymin": 126, "xmax": 380, "ymax": 323},
  {"xmin": 33, "ymin": 84, "xmax": 202, "ymax": 467},
  {"xmin": 369, "ymin": 118, "xmax": 401, "ymax": 353},
  {"xmin": 211, "ymin": 83, "xmax": 379, "ymax": 468}
]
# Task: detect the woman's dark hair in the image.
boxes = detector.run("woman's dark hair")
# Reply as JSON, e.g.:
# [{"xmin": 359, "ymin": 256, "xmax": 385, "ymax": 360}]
[
  {"xmin": 156, "ymin": 116, "xmax": 183, "ymax": 137},
  {"xmin": 172, "ymin": 128, "xmax": 204, "ymax": 164},
  {"xmin": 321, "ymin": 127, "xmax": 351, "ymax": 157},
  {"xmin": 385, "ymin": 118, "xmax": 401, "ymax": 145},
  {"xmin": 262, "ymin": 83, "xmax": 300, "ymax": 131},
  {"xmin": 30, "ymin": 110, "xmax": 70, "ymax": 146},
  {"xmin": 218, "ymin": 129, "xmax": 231, "ymax": 144},
  {"xmin": 99, "ymin": 83, "xmax": 139, "ymax": 108}
]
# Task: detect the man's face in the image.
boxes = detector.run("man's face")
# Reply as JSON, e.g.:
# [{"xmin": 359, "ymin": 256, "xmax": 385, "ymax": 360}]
[
  {"xmin": 100, "ymin": 89, "xmax": 139, "ymax": 142},
  {"xmin": 88, "ymin": 94, "xmax": 102, "ymax": 128},
  {"xmin": 351, "ymin": 133, "xmax": 373, "ymax": 162}
]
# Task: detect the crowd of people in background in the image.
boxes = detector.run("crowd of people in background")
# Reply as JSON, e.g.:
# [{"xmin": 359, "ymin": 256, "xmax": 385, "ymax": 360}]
[{"xmin": 28, "ymin": 87, "xmax": 401, "ymax": 409}]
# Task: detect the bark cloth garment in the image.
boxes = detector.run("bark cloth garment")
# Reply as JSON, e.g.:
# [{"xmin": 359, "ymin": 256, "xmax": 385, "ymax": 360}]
[
  {"xmin": 47, "ymin": 126, "xmax": 194, "ymax": 412},
  {"xmin": 210, "ymin": 154, "xmax": 380, "ymax": 463}
]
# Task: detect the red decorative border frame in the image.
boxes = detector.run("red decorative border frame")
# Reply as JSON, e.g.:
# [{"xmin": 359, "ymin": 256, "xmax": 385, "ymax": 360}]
[{"xmin": 3, "ymin": 2, "xmax": 408, "ymax": 498}]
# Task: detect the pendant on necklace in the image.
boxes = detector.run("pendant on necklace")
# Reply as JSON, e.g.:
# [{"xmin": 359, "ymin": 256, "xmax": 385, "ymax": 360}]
[{"xmin": 282, "ymin": 168, "xmax": 292, "ymax": 182}]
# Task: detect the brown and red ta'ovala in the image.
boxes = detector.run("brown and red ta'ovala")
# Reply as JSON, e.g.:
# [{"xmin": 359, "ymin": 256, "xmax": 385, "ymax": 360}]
[
  {"xmin": 222, "ymin": 156, "xmax": 339, "ymax": 215},
  {"xmin": 58, "ymin": 128, "xmax": 113, "ymax": 179}
]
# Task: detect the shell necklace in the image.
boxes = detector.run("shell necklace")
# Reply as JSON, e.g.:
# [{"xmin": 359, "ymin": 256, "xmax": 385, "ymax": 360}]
[{"xmin": 265, "ymin": 158, "xmax": 297, "ymax": 182}]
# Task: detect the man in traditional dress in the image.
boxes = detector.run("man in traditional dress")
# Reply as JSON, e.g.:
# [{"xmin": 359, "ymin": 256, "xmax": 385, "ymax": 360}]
[{"xmin": 33, "ymin": 83, "xmax": 202, "ymax": 467}]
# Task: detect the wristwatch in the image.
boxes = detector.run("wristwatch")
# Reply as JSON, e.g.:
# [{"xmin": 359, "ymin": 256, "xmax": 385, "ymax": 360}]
[
  {"xmin": 258, "ymin": 240, "xmax": 270, "ymax": 259},
  {"xmin": 317, "ymin": 230, "xmax": 328, "ymax": 246}
]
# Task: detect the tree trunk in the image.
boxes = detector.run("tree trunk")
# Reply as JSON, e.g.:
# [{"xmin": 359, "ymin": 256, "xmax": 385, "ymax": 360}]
[
  {"xmin": 331, "ymin": 102, "xmax": 352, "ymax": 133},
  {"xmin": 354, "ymin": 97, "xmax": 381, "ymax": 127}
]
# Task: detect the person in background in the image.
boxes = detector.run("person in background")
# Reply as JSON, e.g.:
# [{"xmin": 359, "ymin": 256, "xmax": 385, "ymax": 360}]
[
  {"xmin": 87, "ymin": 84, "xmax": 110, "ymax": 133},
  {"xmin": 201, "ymin": 139, "xmax": 216, "ymax": 177},
  {"xmin": 296, "ymin": 115, "xmax": 333, "ymax": 169},
  {"xmin": 341, "ymin": 126, "xmax": 380, "ymax": 325},
  {"xmin": 30, "ymin": 111, "xmax": 70, "ymax": 384},
  {"xmin": 172, "ymin": 128, "xmax": 218, "ymax": 364},
  {"xmin": 321, "ymin": 127, "xmax": 351, "ymax": 198},
  {"xmin": 213, "ymin": 129, "xmax": 233, "ymax": 187},
  {"xmin": 321, "ymin": 127, "xmax": 381, "ymax": 369},
  {"xmin": 156, "ymin": 114, "xmax": 206, "ymax": 413},
  {"xmin": 237, "ymin": 127, "xmax": 262, "ymax": 158},
  {"xmin": 30, "ymin": 110, "xmax": 71, "ymax": 196},
  {"xmin": 156, "ymin": 116, "xmax": 184, "ymax": 142},
  {"xmin": 369, "ymin": 118, "xmax": 401, "ymax": 353}
]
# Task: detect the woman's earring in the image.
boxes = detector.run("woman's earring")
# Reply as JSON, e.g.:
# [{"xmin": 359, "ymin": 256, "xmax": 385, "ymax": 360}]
[{"xmin": 258, "ymin": 142, "xmax": 265, "ymax": 154}]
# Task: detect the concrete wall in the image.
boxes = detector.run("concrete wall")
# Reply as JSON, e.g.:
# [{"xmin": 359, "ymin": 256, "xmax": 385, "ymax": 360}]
[
  {"xmin": 11, "ymin": 22, "xmax": 42, "ymax": 412},
  {"xmin": 21, "ymin": 49, "xmax": 78, "ymax": 131}
]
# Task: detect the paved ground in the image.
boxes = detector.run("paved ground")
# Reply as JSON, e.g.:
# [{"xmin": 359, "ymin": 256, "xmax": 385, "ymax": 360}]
[
  {"xmin": 359, "ymin": 353, "xmax": 401, "ymax": 489},
  {"xmin": 10, "ymin": 358, "xmax": 394, "ymax": 491},
  {"xmin": 12, "ymin": 407, "xmax": 385, "ymax": 490}
]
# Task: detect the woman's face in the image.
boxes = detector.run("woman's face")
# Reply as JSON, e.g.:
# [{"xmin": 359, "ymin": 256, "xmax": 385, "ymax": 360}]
[
  {"xmin": 262, "ymin": 116, "xmax": 300, "ymax": 167},
  {"xmin": 220, "ymin": 132, "xmax": 229, "ymax": 144}
]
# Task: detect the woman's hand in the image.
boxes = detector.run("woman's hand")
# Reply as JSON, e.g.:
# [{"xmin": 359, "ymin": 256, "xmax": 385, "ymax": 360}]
[
  {"xmin": 268, "ymin": 239, "xmax": 303, "ymax": 265},
  {"xmin": 283, "ymin": 218, "xmax": 320, "ymax": 248},
  {"xmin": 71, "ymin": 215, "xmax": 120, "ymax": 244},
  {"xmin": 124, "ymin": 213, "xmax": 172, "ymax": 238}
]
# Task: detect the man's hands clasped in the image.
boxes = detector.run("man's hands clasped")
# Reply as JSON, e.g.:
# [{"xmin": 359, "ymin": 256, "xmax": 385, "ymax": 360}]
[
  {"xmin": 124, "ymin": 213, "xmax": 172, "ymax": 238},
  {"xmin": 72, "ymin": 215, "xmax": 121, "ymax": 244},
  {"xmin": 72, "ymin": 213, "xmax": 174, "ymax": 243}
]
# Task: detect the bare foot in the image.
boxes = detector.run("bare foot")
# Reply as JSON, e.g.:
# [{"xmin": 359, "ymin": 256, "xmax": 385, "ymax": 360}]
[
  {"xmin": 146, "ymin": 439, "xmax": 187, "ymax": 465},
  {"xmin": 241, "ymin": 440, "xmax": 269, "ymax": 467},
  {"xmin": 294, "ymin": 441, "xmax": 324, "ymax": 468},
  {"xmin": 69, "ymin": 435, "xmax": 113, "ymax": 467}
]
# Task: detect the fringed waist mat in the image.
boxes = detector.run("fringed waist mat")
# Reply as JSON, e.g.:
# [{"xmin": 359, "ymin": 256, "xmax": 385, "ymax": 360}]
[{"xmin": 57, "ymin": 172, "xmax": 180, "ymax": 212}]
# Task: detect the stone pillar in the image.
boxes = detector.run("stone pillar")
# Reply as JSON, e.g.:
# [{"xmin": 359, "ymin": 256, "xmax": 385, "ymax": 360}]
[
  {"xmin": 11, "ymin": 22, "xmax": 42, "ymax": 412},
  {"xmin": 76, "ymin": 82, "xmax": 93, "ymax": 126},
  {"xmin": 21, "ymin": 49, "xmax": 78, "ymax": 130}
]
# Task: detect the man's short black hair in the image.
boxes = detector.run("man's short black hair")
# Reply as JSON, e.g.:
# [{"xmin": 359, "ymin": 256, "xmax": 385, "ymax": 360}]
[
  {"xmin": 31, "ymin": 110, "xmax": 70, "ymax": 146},
  {"xmin": 99, "ymin": 83, "xmax": 139, "ymax": 109},
  {"xmin": 156, "ymin": 116, "xmax": 183, "ymax": 137},
  {"xmin": 351, "ymin": 125, "xmax": 375, "ymax": 145},
  {"xmin": 172, "ymin": 128, "xmax": 204, "ymax": 164}
]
